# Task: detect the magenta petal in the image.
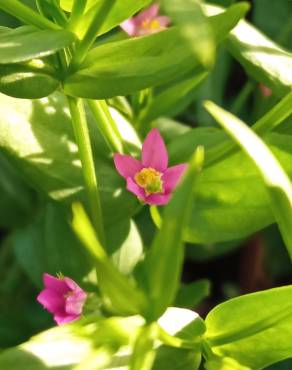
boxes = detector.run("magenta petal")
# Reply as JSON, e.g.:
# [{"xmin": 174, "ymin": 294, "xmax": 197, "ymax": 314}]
[
  {"xmin": 54, "ymin": 313, "xmax": 80, "ymax": 325},
  {"xmin": 37, "ymin": 289, "xmax": 65, "ymax": 314},
  {"xmin": 136, "ymin": 4, "xmax": 159, "ymax": 24},
  {"xmin": 156, "ymin": 16, "xmax": 171, "ymax": 27},
  {"xmin": 120, "ymin": 19, "xmax": 137, "ymax": 36},
  {"xmin": 43, "ymin": 273, "xmax": 68, "ymax": 294},
  {"xmin": 145, "ymin": 193, "xmax": 171, "ymax": 205},
  {"xmin": 142, "ymin": 128, "xmax": 168, "ymax": 171},
  {"xmin": 114, "ymin": 154, "xmax": 142, "ymax": 179},
  {"xmin": 65, "ymin": 291, "xmax": 87, "ymax": 316},
  {"xmin": 163, "ymin": 164, "xmax": 188, "ymax": 192},
  {"xmin": 126, "ymin": 177, "xmax": 146, "ymax": 200}
]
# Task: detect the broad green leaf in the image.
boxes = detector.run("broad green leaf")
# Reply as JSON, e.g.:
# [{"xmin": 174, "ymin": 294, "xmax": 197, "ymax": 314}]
[
  {"xmin": 0, "ymin": 92, "xmax": 139, "ymax": 226},
  {"xmin": 144, "ymin": 148, "xmax": 204, "ymax": 320},
  {"xmin": 65, "ymin": 2, "xmax": 248, "ymax": 100},
  {"xmin": 60, "ymin": 0, "xmax": 96, "ymax": 12},
  {"xmin": 0, "ymin": 26, "xmax": 75, "ymax": 64},
  {"xmin": 64, "ymin": 28, "xmax": 195, "ymax": 99},
  {"xmin": 205, "ymin": 4, "xmax": 292, "ymax": 96},
  {"xmin": 205, "ymin": 286, "xmax": 292, "ymax": 369},
  {"xmin": 175, "ymin": 279, "xmax": 211, "ymax": 309},
  {"xmin": 12, "ymin": 202, "xmax": 94, "ymax": 287},
  {"xmin": 204, "ymin": 101, "xmax": 292, "ymax": 259},
  {"xmin": 204, "ymin": 357, "xmax": 251, "ymax": 370},
  {"xmin": 161, "ymin": 0, "xmax": 215, "ymax": 68},
  {"xmin": 0, "ymin": 63, "xmax": 59, "ymax": 99},
  {"xmin": 0, "ymin": 316, "xmax": 143, "ymax": 370}
]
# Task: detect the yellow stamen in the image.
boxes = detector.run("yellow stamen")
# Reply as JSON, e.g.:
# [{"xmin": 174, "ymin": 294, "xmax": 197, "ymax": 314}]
[{"xmin": 134, "ymin": 167, "xmax": 163, "ymax": 195}]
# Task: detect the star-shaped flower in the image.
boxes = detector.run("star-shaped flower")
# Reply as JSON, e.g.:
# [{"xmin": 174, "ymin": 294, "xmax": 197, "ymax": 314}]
[
  {"xmin": 114, "ymin": 128, "xmax": 187, "ymax": 205},
  {"xmin": 37, "ymin": 273, "xmax": 87, "ymax": 325},
  {"xmin": 121, "ymin": 4, "xmax": 170, "ymax": 37}
]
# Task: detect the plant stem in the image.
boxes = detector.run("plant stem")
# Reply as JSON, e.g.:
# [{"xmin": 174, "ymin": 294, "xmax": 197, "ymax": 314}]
[
  {"xmin": 0, "ymin": 0, "xmax": 60, "ymax": 30},
  {"xmin": 71, "ymin": 0, "xmax": 117, "ymax": 66},
  {"xmin": 67, "ymin": 96, "xmax": 105, "ymax": 245},
  {"xmin": 67, "ymin": 0, "xmax": 87, "ymax": 32},
  {"xmin": 87, "ymin": 100, "xmax": 125, "ymax": 154}
]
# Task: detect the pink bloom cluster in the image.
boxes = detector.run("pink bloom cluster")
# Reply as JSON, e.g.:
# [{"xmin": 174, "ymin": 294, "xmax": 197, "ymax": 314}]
[
  {"xmin": 114, "ymin": 129, "xmax": 187, "ymax": 205},
  {"xmin": 121, "ymin": 4, "xmax": 170, "ymax": 37},
  {"xmin": 37, "ymin": 273, "xmax": 87, "ymax": 325}
]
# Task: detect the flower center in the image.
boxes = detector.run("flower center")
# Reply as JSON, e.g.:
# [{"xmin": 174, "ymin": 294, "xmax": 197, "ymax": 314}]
[
  {"xmin": 141, "ymin": 19, "xmax": 162, "ymax": 33},
  {"xmin": 134, "ymin": 167, "xmax": 163, "ymax": 195}
]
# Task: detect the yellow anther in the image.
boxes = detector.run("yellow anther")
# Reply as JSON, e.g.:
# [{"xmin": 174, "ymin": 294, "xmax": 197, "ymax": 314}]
[{"xmin": 135, "ymin": 167, "xmax": 163, "ymax": 195}]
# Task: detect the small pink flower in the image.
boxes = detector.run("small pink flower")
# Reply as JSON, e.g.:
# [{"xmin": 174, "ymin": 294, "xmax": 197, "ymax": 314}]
[
  {"xmin": 121, "ymin": 4, "xmax": 170, "ymax": 37},
  {"xmin": 259, "ymin": 83, "xmax": 272, "ymax": 98},
  {"xmin": 114, "ymin": 128, "xmax": 187, "ymax": 206},
  {"xmin": 37, "ymin": 273, "xmax": 87, "ymax": 325}
]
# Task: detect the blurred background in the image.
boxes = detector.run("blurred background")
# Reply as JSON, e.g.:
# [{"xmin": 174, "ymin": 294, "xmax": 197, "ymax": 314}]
[{"xmin": 0, "ymin": 1, "xmax": 292, "ymax": 369}]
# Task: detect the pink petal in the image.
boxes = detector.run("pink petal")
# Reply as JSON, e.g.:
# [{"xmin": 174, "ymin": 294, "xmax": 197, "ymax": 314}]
[
  {"xmin": 145, "ymin": 193, "xmax": 171, "ymax": 205},
  {"xmin": 43, "ymin": 273, "xmax": 68, "ymax": 294},
  {"xmin": 54, "ymin": 313, "xmax": 80, "ymax": 325},
  {"xmin": 142, "ymin": 128, "xmax": 168, "ymax": 171},
  {"xmin": 64, "ymin": 277, "xmax": 82, "ymax": 292},
  {"xmin": 126, "ymin": 177, "xmax": 146, "ymax": 200},
  {"xmin": 114, "ymin": 154, "xmax": 143, "ymax": 179},
  {"xmin": 156, "ymin": 15, "xmax": 171, "ymax": 28},
  {"xmin": 65, "ymin": 291, "xmax": 87, "ymax": 316},
  {"xmin": 37, "ymin": 289, "xmax": 65, "ymax": 314},
  {"xmin": 120, "ymin": 19, "xmax": 137, "ymax": 36},
  {"xmin": 135, "ymin": 4, "xmax": 160, "ymax": 24},
  {"xmin": 163, "ymin": 164, "xmax": 188, "ymax": 192}
]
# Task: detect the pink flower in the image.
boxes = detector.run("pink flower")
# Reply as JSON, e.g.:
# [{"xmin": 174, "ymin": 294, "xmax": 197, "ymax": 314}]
[
  {"xmin": 259, "ymin": 83, "xmax": 272, "ymax": 97},
  {"xmin": 37, "ymin": 273, "xmax": 87, "ymax": 325},
  {"xmin": 120, "ymin": 4, "xmax": 170, "ymax": 37},
  {"xmin": 114, "ymin": 128, "xmax": 187, "ymax": 206}
]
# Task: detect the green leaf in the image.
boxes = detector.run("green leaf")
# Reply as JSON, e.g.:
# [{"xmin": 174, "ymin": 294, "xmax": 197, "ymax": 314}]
[
  {"xmin": 12, "ymin": 202, "xmax": 94, "ymax": 287},
  {"xmin": 205, "ymin": 286, "xmax": 292, "ymax": 369},
  {"xmin": 144, "ymin": 147, "xmax": 204, "ymax": 321},
  {"xmin": 161, "ymin": 0, "xmax": 215, "ymax": 68},
  {"xmin": 0, "ymin": 92, "xmax": 139, "ymax": 226},
  {"xmin": 204, "ymin": 357, "xmax": 251, "ymax": 370},
  {"xmin": 175, "ymin": 279, "xmax": 211, "ymax": 309},
  {"xmin": 0, "ymin": 26, "xmax": 75, "ymax": 64},
  {"xmin": 64, "ymin": 28, "xmax": 195, "ymax": 99},
  {"xmin": 0, "ymin": 316, "xmax": 142, "ymax": 370},
  {"xmin": 0, "ymin": 63, "xmax": 59, "ymax": 99},
  {"xmin": 204, "ymin": 101, "xmax": 292, "ymax": 259},
  {"xmin": 205, "ymin": 4, "xmax": 292, "ymax": 96}
]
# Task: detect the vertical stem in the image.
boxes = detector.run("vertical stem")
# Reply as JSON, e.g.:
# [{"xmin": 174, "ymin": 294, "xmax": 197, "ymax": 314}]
[
  {"xmin": 87, "ymin": 100, "xmax": 125, "ymax": 154},
  {"xmin": 71, "ymin": 0, "xmax": 117, "ymax": 66},
  {"xmin": 67, "ymin": 0, "xmax": 87, "ymax": 32},
  {"xmin": 67, "ymin": 96, "xmax": 105, "ymax": 245}
]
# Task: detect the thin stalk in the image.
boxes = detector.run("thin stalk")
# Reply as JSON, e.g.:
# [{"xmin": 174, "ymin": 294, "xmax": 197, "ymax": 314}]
[
  {"xmin": 71, "ymin": 0, "xmax": 117, "ymax": 67},
  {"xmin": 206, "ymin": 90, "xmax": 292, "ymax": 167},
  {"xmin": 67, "ymin": 0, "xmax": 87, "ymax": 32},
  {"xmin": 87, "ymin": 100, "xmax": 125, "ymax": 154},
  {"xmin": 67, "ymin": 96, "xmax": 105, "ymax": 245},
  {"xmin": 0, "ymin": 0, "xmax": 60, "ymax": 30},
  {"xmin": 230, "ymin": 80, "xmax": 256, "ymax": 115}
]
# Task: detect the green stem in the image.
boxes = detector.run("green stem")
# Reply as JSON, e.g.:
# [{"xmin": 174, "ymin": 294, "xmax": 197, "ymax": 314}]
[
  {"xmin": 206, "ymin": 91, "xmax": 292, "ymax": 167},
  {"xmin": 71, "ymin": 0, "xmax": 117, "ymax": 67},
  {"xmin": 87, "ymin": 100, "xmax": 125, "ymax": 154},
  {"xmin": 0, "ymin": 0, "xmax": 60, "ymax": 30},
  {"xmin": 67, "ymin": 0, "xmax": 87, "ymax": 32},
  {"xmin": 230, "ymin": 80, "xmax": 256, "ymax": 115},
  {"xmin": 67, "ymin": 96, "xmax": 105, "ymax": 245}
]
